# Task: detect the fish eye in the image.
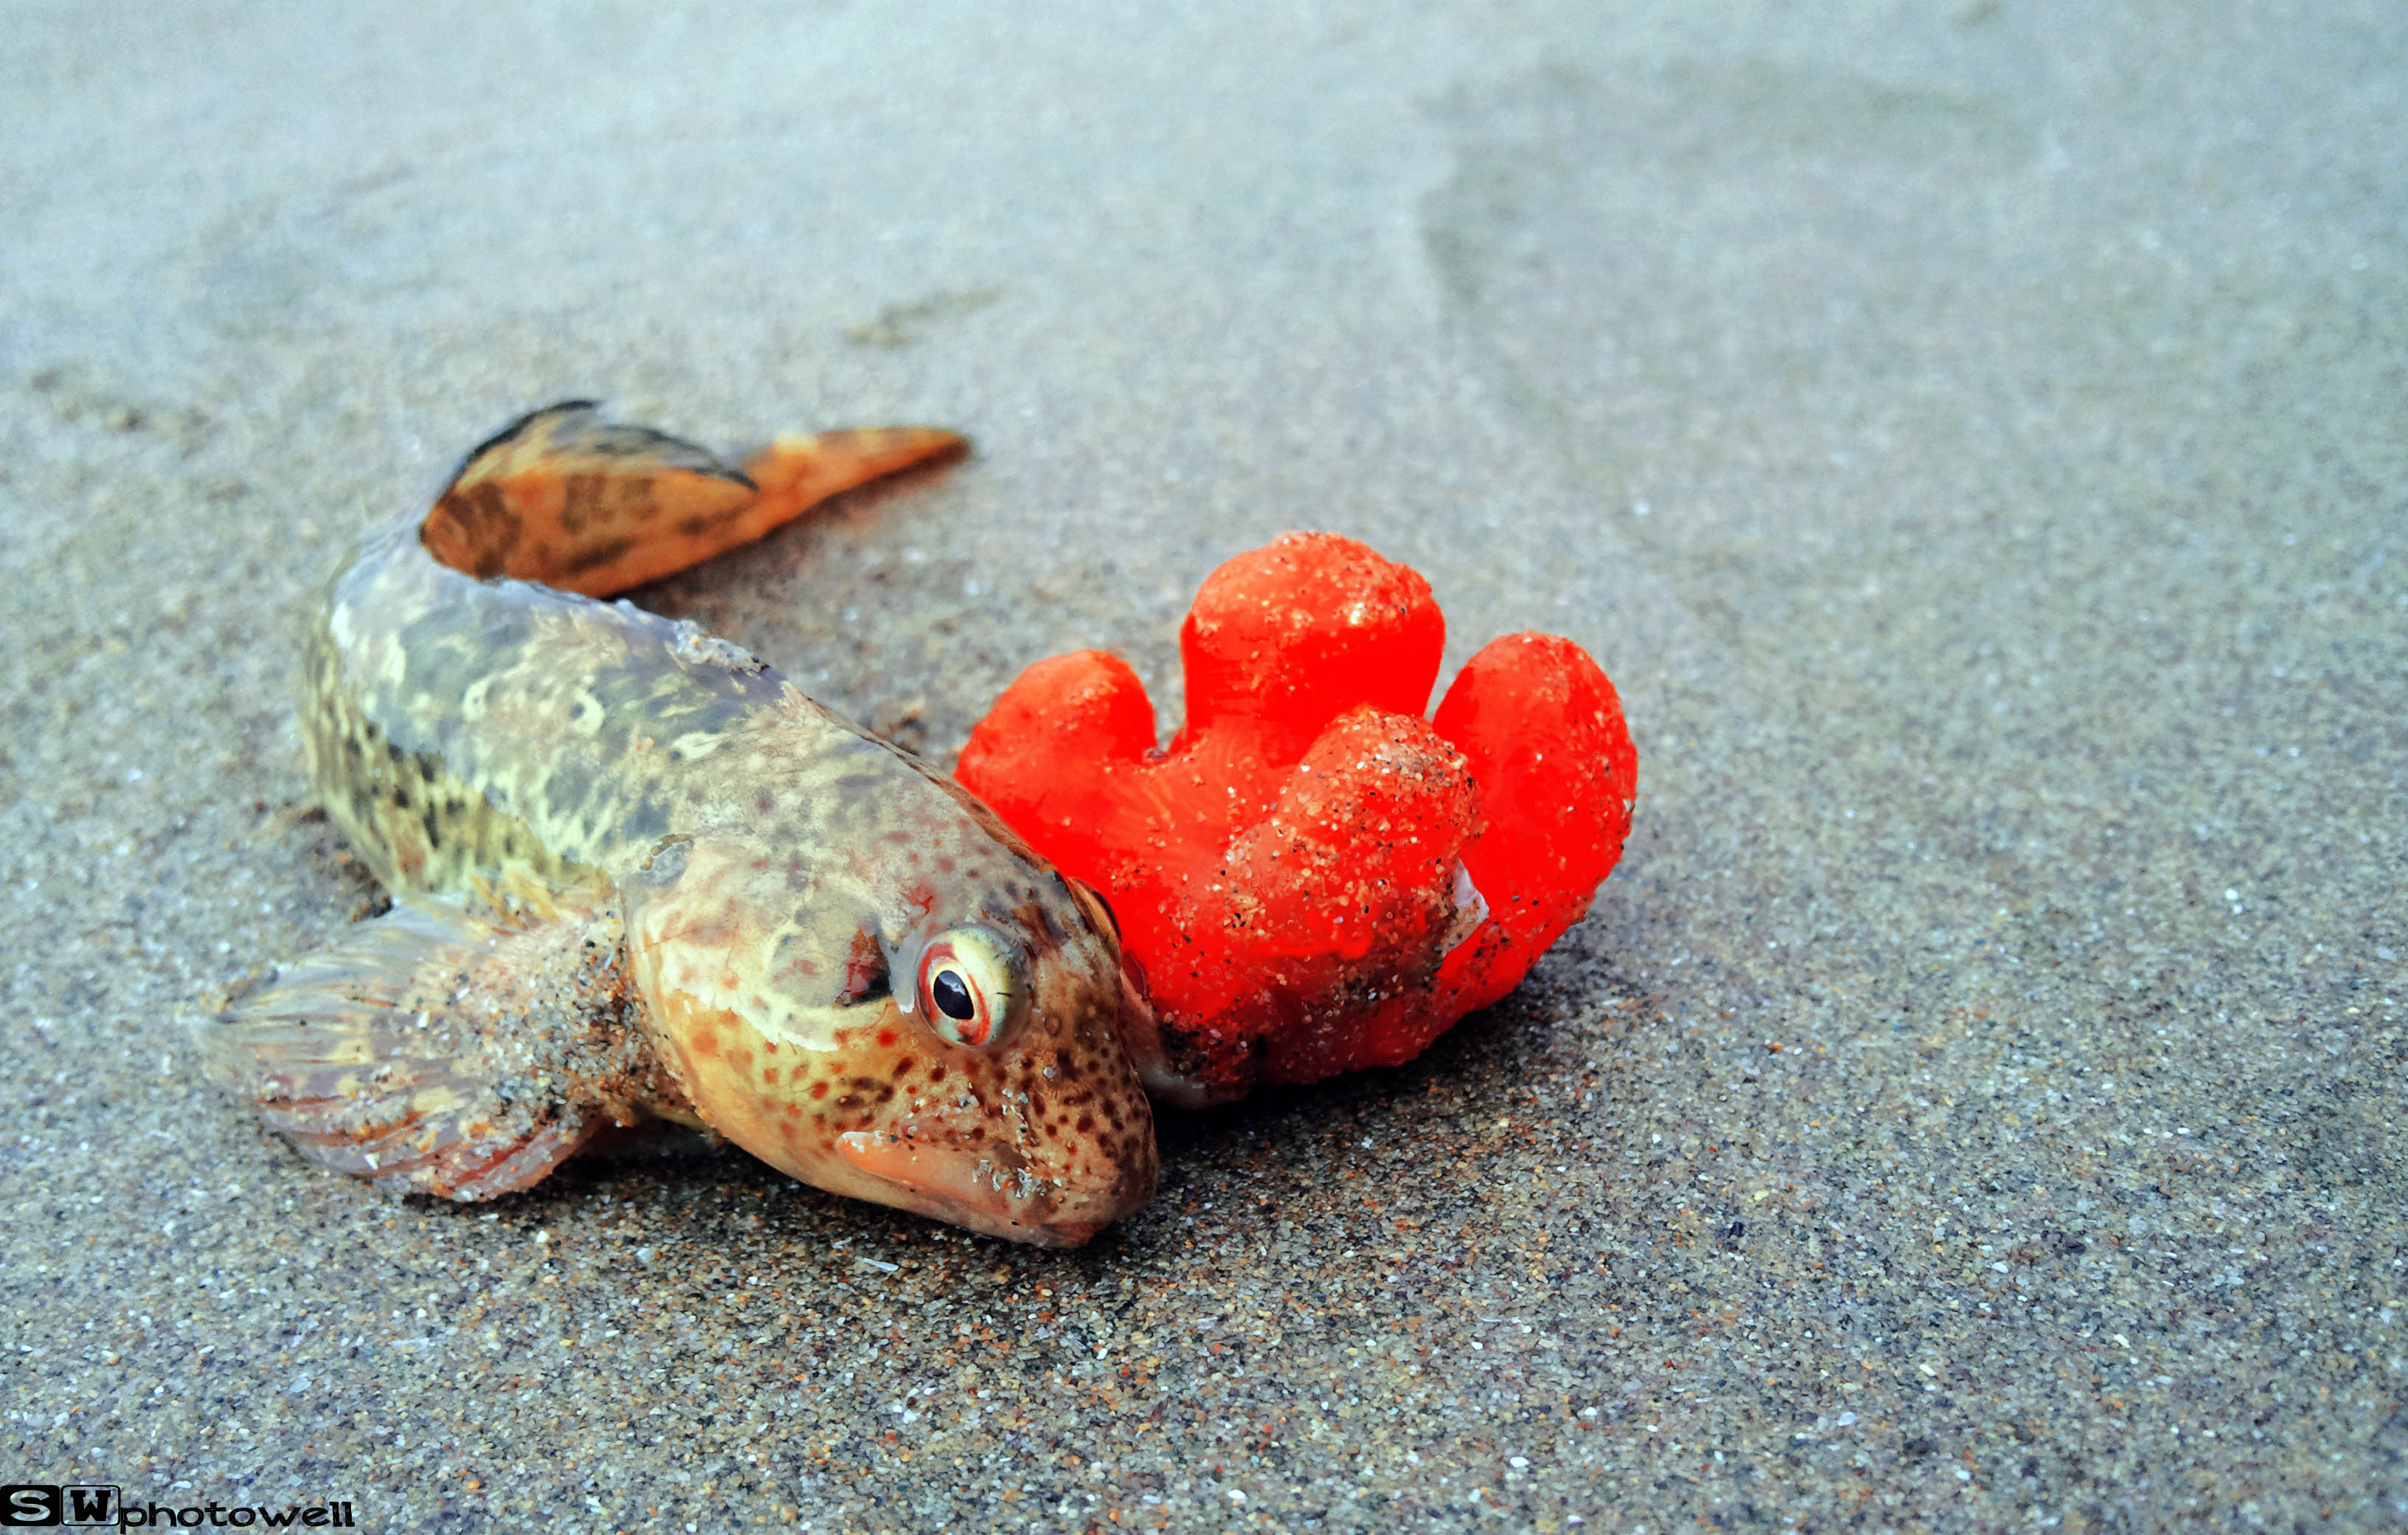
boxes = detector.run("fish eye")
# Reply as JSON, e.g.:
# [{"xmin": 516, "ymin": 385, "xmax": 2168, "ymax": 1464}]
[{"xmin": 913, "ymin": 927, "xmax": 1025, "ymax": 1048}]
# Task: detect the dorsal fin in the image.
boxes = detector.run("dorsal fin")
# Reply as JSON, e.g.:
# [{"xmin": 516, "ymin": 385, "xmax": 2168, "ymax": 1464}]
[{"xmin": 419, "ymin": 401, "xmax": 966, "ymax": 599}]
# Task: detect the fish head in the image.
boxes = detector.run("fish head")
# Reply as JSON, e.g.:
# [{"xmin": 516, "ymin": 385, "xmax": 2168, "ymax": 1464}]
[{"xmin": 626, "ymin": 818, "xmax": 1158, "ymax": 1247}]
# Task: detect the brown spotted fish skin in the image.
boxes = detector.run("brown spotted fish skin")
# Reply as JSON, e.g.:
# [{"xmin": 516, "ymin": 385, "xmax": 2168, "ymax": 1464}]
[{"xmin": 243, "ymin": 404, "xmax": 1156, "ymax": 1246}]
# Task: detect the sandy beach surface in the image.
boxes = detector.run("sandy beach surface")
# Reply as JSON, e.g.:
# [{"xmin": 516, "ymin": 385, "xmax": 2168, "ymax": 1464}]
[{"xmin": 4, "ymin": 1, "xmax": 2401, "ymax": 1528}]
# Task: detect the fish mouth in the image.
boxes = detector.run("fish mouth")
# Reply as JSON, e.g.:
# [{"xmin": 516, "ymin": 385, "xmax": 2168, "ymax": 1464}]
[{"xmin": 834, "ymin": 1130, "xmax": 1132, "ymax": 1249}]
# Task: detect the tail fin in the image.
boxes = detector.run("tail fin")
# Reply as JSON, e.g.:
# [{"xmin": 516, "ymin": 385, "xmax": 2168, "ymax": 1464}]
[
  {"xmin": 196, "ymin": 888, "xmax": 656, "ymax": 1201},
  {"xmin": 738, "ymin": 426, "xmax": 969, "ymax": 533},
  {"xmin": 419, "ymin": 401, "xmax": 966, "ymax": 599}
]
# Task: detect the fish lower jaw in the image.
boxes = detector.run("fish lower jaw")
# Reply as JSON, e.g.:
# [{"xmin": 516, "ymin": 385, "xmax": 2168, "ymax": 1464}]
[{"xmin": 833, "ymin": 1130, "xmax": 1118, "ymax": 1249}]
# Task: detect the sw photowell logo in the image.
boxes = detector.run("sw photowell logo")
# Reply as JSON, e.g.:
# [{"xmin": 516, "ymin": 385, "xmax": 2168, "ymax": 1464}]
[
  {"xmin": 0, "ymin": 1486, "xmax": 358, "ymax": 1528},
  {"xmin": 0, "ymin": 1487, "xmax": 116, "ymax": 1528}
]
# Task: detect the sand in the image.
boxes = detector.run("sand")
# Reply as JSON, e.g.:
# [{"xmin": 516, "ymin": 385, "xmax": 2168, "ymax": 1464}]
[{"xmin": 4, "ymin": 0, "xmax": 2401, "ymax": 1528}]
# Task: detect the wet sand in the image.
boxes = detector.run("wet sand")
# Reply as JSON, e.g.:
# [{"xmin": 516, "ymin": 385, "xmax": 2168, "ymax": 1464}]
[{"xmin": 3, "ymin": 1, "xmax": 2401, "ymax": 1528}]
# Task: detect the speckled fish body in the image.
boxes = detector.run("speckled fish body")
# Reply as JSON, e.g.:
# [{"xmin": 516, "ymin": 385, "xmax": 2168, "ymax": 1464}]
[{"xmin": 208, "ymin": 404, "xmax": 1157, "ymax": 1246}]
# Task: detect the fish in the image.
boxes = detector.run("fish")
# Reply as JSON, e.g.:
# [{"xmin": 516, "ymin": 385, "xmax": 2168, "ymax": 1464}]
[{"xmin": 199, "ymin": 402, "xmax": 1158, "ymax": 1247}]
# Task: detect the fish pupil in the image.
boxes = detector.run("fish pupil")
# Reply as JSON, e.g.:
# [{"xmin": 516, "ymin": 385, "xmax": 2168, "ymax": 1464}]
[{"xmin": 932, "ymin": 968, "xmax": 977, "ymax": 1021}]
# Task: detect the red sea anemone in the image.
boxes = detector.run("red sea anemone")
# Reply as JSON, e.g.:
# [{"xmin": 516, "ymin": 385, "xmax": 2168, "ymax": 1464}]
[{"xmin": 959, "ymin": 534, "xmax": 1636, "ymax": 1104}]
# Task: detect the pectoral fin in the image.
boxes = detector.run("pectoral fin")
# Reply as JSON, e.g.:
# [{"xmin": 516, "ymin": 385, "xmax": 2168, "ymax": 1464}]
[{"xmin": 198, "ymin": 886, "xmax": 669, "ymax": 1201}]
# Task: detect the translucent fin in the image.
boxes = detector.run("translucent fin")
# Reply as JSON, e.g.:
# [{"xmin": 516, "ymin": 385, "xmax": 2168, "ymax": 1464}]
[
  {"xmin": 418, "ymin": 401, "xmax": 965, "ymax": 599},
  {"xmin": 197, "ymin": 886, "xmax": 665, "ymax": 1201}
]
